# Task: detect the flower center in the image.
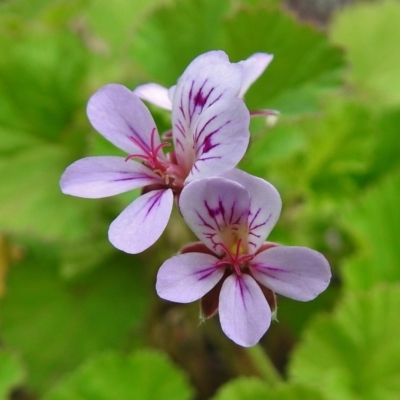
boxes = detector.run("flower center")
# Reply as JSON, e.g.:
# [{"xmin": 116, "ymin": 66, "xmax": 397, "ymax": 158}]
[
  {"xmin": 125, "ymin": 128, "xmax": 186, "ymax": 191},
  {"xmin": 215, "ymin": 239, "xmax": 253, "ymax": 276}
]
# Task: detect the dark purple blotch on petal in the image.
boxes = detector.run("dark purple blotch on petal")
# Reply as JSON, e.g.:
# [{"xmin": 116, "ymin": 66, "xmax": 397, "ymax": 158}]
[
  {"xmin": 204, "ymin": 199, "xmax": 226, "ymax": 219},
  {"xmin": 193, "ymin": 81, "xmax": 212, "ymax": 109},
  {"xmin": 202, "ymin": 135, "xmax": 218, "ymax": 154}
]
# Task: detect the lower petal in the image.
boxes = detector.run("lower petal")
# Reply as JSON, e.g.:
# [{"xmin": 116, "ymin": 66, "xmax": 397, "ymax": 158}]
[
  {"xmin": 108, "ymin": 189, "xmax": 173, "ymax": 254},
  {"xmin": 250, "ymin": 246, "xmax": 331, "ymax": 301},
  {"xmin": 219, "ymin": 274, "xmax": 271, "ymax": 347},
  {"xmin": 156, "ymin": 253, "xmax": 223, "ymax": 303}
]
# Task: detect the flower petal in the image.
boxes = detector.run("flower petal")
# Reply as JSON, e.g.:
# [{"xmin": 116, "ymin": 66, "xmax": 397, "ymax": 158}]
[
  {"xmin": 156, "ymin": 253, "xmax": 223, "ymax": 303},
  {"xmin": 223, "ymin": 169, "xmax": 282, "ymax": 253},
  {"xmin": 238, "ymin": 53, "xmax": 273, "ymax": 98},
  {"xmin": 185, "ymin": 97, "xmax": 250, "ymax": 182},
  {"xmin": 133, "ymin": 83, "xmax": 173, "ymax": 110},
  {"xmin": 60, "ymin": 156, "xmax": 163, "ymax": 198},
  {"xmin": 250, "ymin": 246, "xmax": 331, "ymax": 301},
  {"xmin": 179, "ymin": 177, "xmax": 250, "ymax": 255},
  {"xmin": 171, "ymin": 51, "xmax": 245, "ymax": 174},
  {"xmin": 87, "ymin": 84, "xmax": 161, "ymax": 156},
  {"xmin": 219, "ymin": 274, "xmax": 271, "ymax": 347},
  {"xmin": 108, "ymin": 188, "xmax": 173, "ymax": 254}
]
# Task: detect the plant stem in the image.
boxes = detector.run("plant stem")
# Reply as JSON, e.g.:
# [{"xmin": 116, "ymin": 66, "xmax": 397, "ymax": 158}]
[{"xmin": 246, "ymin": 344, "xmax": 283, "ymax": 386}]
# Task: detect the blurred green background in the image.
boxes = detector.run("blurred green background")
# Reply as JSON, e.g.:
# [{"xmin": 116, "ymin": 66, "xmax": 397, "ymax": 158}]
[{"xmin": 1, "ymin": 0, "xmax": 400, "ymax": 399}]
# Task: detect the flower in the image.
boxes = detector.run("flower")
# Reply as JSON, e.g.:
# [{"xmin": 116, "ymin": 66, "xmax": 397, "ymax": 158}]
[
  {"xmin": 156, "ymin": 170, "xmax": 331, "ymax": 347},
  {"xmin": 60, "ymin": 51, "xmax": 251, "ymax": 254},
  {"xmin": 134, "ymin": 52, "xmax": 276, "ymax": 118}
]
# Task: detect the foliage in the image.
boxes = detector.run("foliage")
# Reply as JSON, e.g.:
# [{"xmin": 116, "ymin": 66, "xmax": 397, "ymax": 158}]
[
  {"xmin": 0, "ymin": 0, "xmax": 399, "ymax": 398},
  {"xmin": 43, "ymin": 350, "xmax": 193, "ymax": 400},
  {"xmin": 289, "ymin": 284, "xmax": 400, "ymax": 400}
]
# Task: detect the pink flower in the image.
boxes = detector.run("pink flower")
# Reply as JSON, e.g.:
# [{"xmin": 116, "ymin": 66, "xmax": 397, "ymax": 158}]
[
  {"xmin": 60, "ymin": 51, "xmax": 251, "ymax": 254},
  {"xmin": 156, "ymin": 170, "xmax": 331, "ymax": 347}
]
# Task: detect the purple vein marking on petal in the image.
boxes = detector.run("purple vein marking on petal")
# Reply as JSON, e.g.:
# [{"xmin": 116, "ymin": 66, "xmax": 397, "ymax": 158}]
[
  {"xmin": 112, "ymin": 174, "xmax": 151, "ymax": 182},
  {"xmin": 195, "ymin": 86, "xmax": 213, "ymax": 109},
  {"xmin": 204, "ymin": 200, "xmax": 225, "ymax": 232},
  {"xmin": 252, "ymin": 263, "xmax": 288, "ymax": 281},
  {"xmin": 192, "ymin": 80, "xmax": 207, "ymax": 109},
  {"xmin": 127, "ymin": 124, "xmax": 150, "ymax": 152},
  {"xmin": 175, "ymin": 137, "xmax": 185, "ymax": 152},
  {"xmin": 195, "ymin": 114, "xmax": 218, "ymax": 144},
  {"xmin": 249, "ymin": 210, "xmax": 272, "ymax": 232},
  {"xmin": 175, "ymin": 120, "xmax": 185, "ymax": 136},
  {"xmin": 190, "ymin": 79, "xmax": 215, "ymax": 121},
  {"xmin": 145, "ymin": 190, "xmax": 164, "ymax": 217},
  {"xmin": 196, "ymin": 118, "xmax": 233, "ymax": 157},
  {"xmin": 219, "ymin": 198, "xmax": 227, "ymax": 225},
  {"xmin": 237, "ymin": 277, "xmax": 247, "ymax": 311},
  {"xmin": 229, "ymin": 201, "xmax": 235, "ymax": 225},
  {"xmin": 208, "ymin": 92, "xmax": 223, "ymax": 108},
  {"xmin": 195, "ymin": 210, "xmax": 216, "ymax": 231},
  {"xmin": 204, "ymin": 232, "xmax": 219, "ymax": 251},
  {"xmin": 248, "ymin": 242, "xmax": 257, "ymax": 250},
  {"xmin": 196, "ymin": 156, "xmax": 222, "ymax": 163},
  {"xmin": 179, "ymin": 94, "xmax": 187, "ymax": 123},
  {"xmin": 187, "ymin": 81, "xmax": 194, "ymax": 122},
  {"xmin": 194, "ymin": 265, "xmax": 219, "ymax": 281},
  {"xmin": 202, "ymin": 134, "xmax": 219, "ymax": 154},
  {"xmin": 113, "ymin": 178, "xmax": 138, "ymax": 182},
  {"xmin": 174, "ymin": 117, "xmax": 188, "ymax": 147}
]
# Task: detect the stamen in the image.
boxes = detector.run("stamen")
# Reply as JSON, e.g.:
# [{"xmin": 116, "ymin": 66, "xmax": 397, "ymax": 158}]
[
  {"xmin": 215, "ymin": 239, "xmax": 253, "ymax": 276},
  {"xmin": 125, "ymin": 128, "xmax": 170, "ymax": 171}
]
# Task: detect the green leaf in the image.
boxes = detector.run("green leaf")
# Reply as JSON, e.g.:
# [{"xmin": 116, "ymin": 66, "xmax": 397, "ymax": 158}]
[
  {"xmin": 0, "ymin": 22, "xmax": 102, "ymax": 241},
  {"xmin": 0, "ymin": 0, "xmax": 56, "ymax": 17},
  {"xmin": 212, "ymin": 378, "xmax": 327, "ymax": 400},
  {"xmin": 0, "ymin": 145, "xmax": 103, "ymax": 241},
  {"xmin": 298, "ymin": 99, "xmax": 375, "ymax": 201},
  {"xmin": 368, "ymin": 109, "xmax": 400, "ymax": 182},
  {"xmin": 0, "ymin": 240, "xmax": 151, "ymax": 393},
  {"xmin": 43, "ymin": 350, "xmax": 193, "ymax": 400},
  {"xmin": 331, "ymin": 0, "xmax": 400, "ymax": 108},
  {"xmin": 130, "ymin": 1, "xmax": 344, "ymax": 114},
  {"xmin": 129, "ymin": 0, "xmax": 230, "ymax": 86},
  {"xmin": 341, "ymin": 172, "xmax": 400, "ymax": 290},
  {"xmin": 223, "ymin": 7, "xmax": 345, "ymax": 114},
  {"xmin": 0, "ymin": 350, "xmax": 25, "ymax": 399},
  {"xmin": 289, "ymin": 284, "xmax": 400, "ymax": 400},
  {"xmin": 84, "ymin": 0, "xmax": 171, "ymax": 53}
]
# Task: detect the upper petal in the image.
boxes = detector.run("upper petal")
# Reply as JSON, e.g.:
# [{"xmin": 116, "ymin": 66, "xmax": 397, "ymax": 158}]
[
  {"xmin": 60, "ymin": 156, "xmax": 163, "ymax": 198},
  {"xmin": 87, "ymin": 84, "xmax": 161, "ymax": 156},
  {"xmin": 133, "ymin": 83, "xmax": 173, "ymax": 110},
  {"xmin": 223, "ymin": 169, "xmax": 282, "ymax": 253},
  {"xmin": 219, "ymin": 274, "xmax": 271, "ymax": 347},
  {"xmin": 171, "ymin": 51, "xmax": 245, "ymax": 174},
  {"xmin": 250, "ymin": 246, "xmax": 331, "ymax": 301},
  {"xmin": 156, "ymin": 253, "xmax": 224, "ymax": 303},
  {"xmin": 108, "ymin": 188, "xmax": 173, "ymax": 254},
  {"xmin": 179, "ymin": 177, "xmax": 251, "ymax": 255},
  {"xmin": 185, "ymin": 97, "xmax": 250, "ymax": 183},
  {"xmin": 237, "ymin": 53, "xmax": 273, "ymax": 98}
]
